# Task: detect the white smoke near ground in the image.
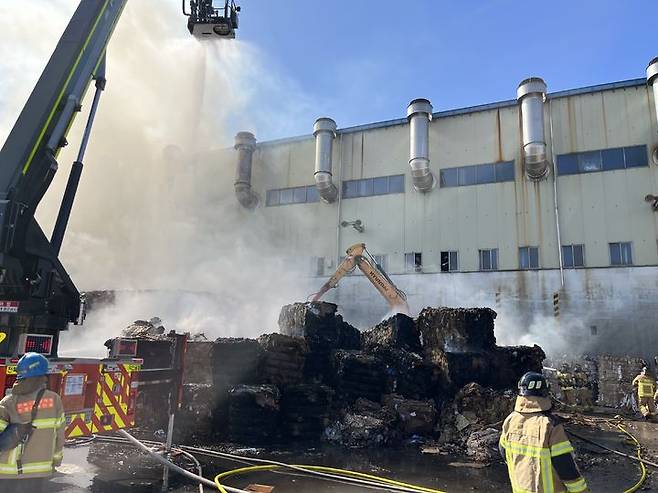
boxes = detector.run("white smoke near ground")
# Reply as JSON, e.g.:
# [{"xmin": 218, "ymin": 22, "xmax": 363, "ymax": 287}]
[{"xmin": 0, "ymin": 1, "xmax": 319, "ymax": 356}]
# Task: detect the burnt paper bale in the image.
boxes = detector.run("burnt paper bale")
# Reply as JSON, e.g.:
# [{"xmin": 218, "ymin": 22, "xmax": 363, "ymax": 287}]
[
  {"xmin": 211, "ymin": 338, "xmax": 263, "ymax": 389},
  {"xmin": 278, "ymin": 302, "xmax": 361, "ymax": 351},
  {"xmin": 363, "ymin": 314, "xmax": 421, "ymax": 353},
  {"xmin": 175, "ymin": 383, "xmax": 228, "ymax": 443},
  {"xmin": 377, "ymin": 348, "xmax": 438, "ymax": 399},
  {"xmin": 596, "ymin": 354, "xmax": 645, "ymax": 408},
  {"xmin": 417, "ymin": 307, "xmax": 497, "ymax": 354},
  {"xmin": 332, "ymin": 350, "xmax": 387, "ymax": 403},
  {"xmin": 183, "ymin": 341, "xmax": 214, "ymax": 384},
  {"xmin": 453, "ymin": 383, "xmax": 514, "ymax": 427},
  {"xmin": 383, "ymin": 395, "xmax": 437, "ymax": 436},
  {"xmin": 281, "ymin": 384, "xmax": 334, "ymax": 440},
  {"xmin": 279, "ymin": 302, "xmax": 360, "ymax": 381},
  {"xmin": 465, "ymin": 427, "xmax": 502, "ymax": 463},
  {"xmin": 227, "ymin": 385, "xmax": 280, "ymax": 445},
  {"xmin": 258, "ymin": 334, "xmax": 308, "ymax": 387},
  {"xmin": 324, "ymin": 413, "xmax": 390, "ymax": 448},
  {"xmin": 426, "ymin": 349, "xmax": 493, "ymax": 392},
  {"xmin": 489, "ymin": 345, "xmax": 546, "ymax": 390}
]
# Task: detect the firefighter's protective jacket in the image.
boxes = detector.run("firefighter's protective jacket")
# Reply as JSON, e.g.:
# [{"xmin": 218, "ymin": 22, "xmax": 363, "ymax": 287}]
[
  {"xmin": 632, "ymin": 374, "xmax": 655, "ymax": 398},
  {"xmin": 499, "ymin": 395, "xmax": 588, "ymax": 493},
  {"xmin": 0, "ymin": 376, "xmax": 64, "ymax": 479}
]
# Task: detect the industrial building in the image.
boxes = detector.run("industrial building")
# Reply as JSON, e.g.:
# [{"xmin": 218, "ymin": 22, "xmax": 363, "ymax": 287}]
[{"xmin": 226, "ymin": 57, "xmax": 658, "ymax": 357}]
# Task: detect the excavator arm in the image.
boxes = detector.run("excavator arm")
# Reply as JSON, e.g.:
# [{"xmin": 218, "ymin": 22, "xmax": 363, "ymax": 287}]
[{"xmin": 312, "ymin": 243, "xmax": 410, "ymax": 315}]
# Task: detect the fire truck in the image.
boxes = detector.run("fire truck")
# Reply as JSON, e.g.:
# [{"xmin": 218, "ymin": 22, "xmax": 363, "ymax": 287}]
[{"xmin": 0, "ymin": 0, "xmax": 238, "ymax": 438}]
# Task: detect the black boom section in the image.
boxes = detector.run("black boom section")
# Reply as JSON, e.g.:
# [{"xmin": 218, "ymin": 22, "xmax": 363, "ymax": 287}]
[{"xmin": 0, "ymin": 0, "xmax": 127, "ymax": 355}]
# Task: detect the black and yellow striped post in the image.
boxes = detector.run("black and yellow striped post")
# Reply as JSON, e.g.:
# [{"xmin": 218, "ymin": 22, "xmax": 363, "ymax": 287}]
[{"xmin": 553, "ymin": 291, "xmax": 560, "ymax": 319}]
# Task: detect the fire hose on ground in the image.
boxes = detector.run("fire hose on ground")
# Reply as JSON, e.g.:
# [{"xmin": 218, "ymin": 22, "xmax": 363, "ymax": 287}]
[{"xmin": 107, "ymin": 430, "xmax": 446, "ymax": 493}]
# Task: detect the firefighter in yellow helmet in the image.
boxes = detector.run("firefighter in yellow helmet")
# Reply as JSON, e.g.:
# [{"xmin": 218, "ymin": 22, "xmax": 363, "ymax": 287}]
[
  {"xmin": 499, "ymin": 372, "xmax": 588, "ymax": 493},
  {"xmin": 0, "ymin": 353, "xmax": 65, "ymax": 493},
  {"xmin": 632, "ymin": 366, "xmax": 656, "ymax": 419}
]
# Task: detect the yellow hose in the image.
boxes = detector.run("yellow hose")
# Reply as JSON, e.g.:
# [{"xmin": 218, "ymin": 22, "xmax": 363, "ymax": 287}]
[
  {"xmin": 213, "ymin": 463, "xmax": 446, "ymax": 493},
  {"xmin": 613, "ymin": 422, "xmax": 647, "ymax": 493}
]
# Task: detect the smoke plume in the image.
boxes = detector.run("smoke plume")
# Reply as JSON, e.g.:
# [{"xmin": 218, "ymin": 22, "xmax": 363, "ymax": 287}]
[{"xmin": 0, "ymin": 1, "xmax": 318, "ymax": 356}]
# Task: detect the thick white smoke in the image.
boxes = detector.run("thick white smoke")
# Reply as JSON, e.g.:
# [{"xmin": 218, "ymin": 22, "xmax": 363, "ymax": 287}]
[{"xmin": 0, "ymin": 1, "xmax": 319, "ymax": 356}]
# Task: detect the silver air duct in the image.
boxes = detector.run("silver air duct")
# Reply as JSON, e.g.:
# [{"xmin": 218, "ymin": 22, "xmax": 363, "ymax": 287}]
[
  {"xmin": 234, "ymin": 131, "xmax": 259, "ymax": 209},
  {"xmin": 647, "ymin": 57, "xmax": 658, "ymax": 131},
  {"xmin": 313, "ymin": 117, "xmax": 338, "ymax": 203},
  {"xmin": 406, "ymin": 99, "xmax": 434, "ymax": 192},
  {"xmin": 517, "ymin": 77, "xmax": 550, "ymax": 180}
]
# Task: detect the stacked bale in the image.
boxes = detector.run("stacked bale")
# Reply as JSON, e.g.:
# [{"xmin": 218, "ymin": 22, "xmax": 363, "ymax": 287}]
[
  {"xmin": 278, "ymin": 302, "xmax": 361, "ymax": 381},
  {"xmin": 383, "ymin": 395, "xmax": 437, "ymax": 436},
  {"xmin": 227, "ymin": 385, "xmax": 280, "ymax": 444},
  {"xmin": 332, "ymin": 350, "xmax": 387, "ymax": 403},
  {"xmin": 211, "ymin": 338, "xmax": 262, "ymax": 388},
  {"xmin": 417, "ymin": 307, "xmax": 497, "ymax": 353},
  {"xmin": 281, "ymin": 384, "xmax": 334, "ymax": 440},
  {"xmin": 363, "ymin": 314, "xmax": 421, "ymax": 353},
  {"xmin": 258, "ymin": 334, "xmax": 308, "ymax": 387},
  {"xmin": 596, "ymin": 354, "xmax": 645, "ymax": 408}
]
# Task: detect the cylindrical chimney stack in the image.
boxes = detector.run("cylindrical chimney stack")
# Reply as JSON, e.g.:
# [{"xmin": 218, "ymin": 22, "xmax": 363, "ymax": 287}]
[
  {"xmin": 313, "ymin": 117, "xmax": 338, "ymax": 203},
  {"xmin": 407, "ymin": 99, "xmax": 435, "ymax": 192},
  {"xmin": 517, "ymin": 77, "xmax": 550, "ymax": 180},
  {"xmin": 647, "ymin": 57, "xmax": 658, "ymax": 131},
  {"xmin": 234, "ymin": 131, "xmax": 259, "ymax": 209}
]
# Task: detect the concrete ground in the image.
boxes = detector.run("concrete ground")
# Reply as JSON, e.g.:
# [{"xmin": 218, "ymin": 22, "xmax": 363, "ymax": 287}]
[{"xmin": 48, "ymin": 413, "xmax": 657, "ymax": 493}]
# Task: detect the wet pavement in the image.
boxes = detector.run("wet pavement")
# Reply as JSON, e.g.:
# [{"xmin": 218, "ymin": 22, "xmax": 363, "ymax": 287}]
[{"xmin": 49, "ymin": 415, "xmax": 658, "ymax": 493}]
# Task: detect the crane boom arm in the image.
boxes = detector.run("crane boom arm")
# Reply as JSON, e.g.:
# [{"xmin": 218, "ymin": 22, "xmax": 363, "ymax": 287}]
[
  {"xmin": 0, "ymin": 0, "xmax": 127, "ymax": 357},
  {"xmin": 311, "ymin": 243, "xmax": 410, "ymax": 315}
]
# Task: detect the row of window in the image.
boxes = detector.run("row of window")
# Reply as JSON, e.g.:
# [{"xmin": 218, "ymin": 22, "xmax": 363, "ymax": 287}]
[
  {"xmin": 315, "ymin": 242, "xmax": 634, "ymax": 275},
  {"xmin": 267, "ymin": 145, "xmax": 650, "ymax": 207},
  {"xmin": 439, "ymin": 161, "xmax": 515, "ymax": 188},
  {"xmin": 557, "ymin": 145, "xmax": 648, "ymax": 175},
  {"xmin": 266, "ymin": 185, "xmax": 320, "ymax": 206},
  {"xmin": 342, "ymin": 174, "xmax": 405, "ymax": 198}
]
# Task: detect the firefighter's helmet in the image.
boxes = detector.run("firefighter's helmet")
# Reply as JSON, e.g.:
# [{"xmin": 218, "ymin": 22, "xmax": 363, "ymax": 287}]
[
  {"xmin": 16, "ymin": 352, "xmax": 49, "ymax": 380},
  {"xmin": 518, "ymin": 371, "xmax": 550, "ymax": 397}
]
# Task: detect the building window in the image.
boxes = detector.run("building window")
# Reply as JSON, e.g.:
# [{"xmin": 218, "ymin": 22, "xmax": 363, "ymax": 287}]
[
  {"xmin": 266, "ymin": 185, "xmax": 320, "ymax": 206},
  {"xmin": 405, "ymin": 252, "xmax": 422, "ymax": 272},
  {"xmin": 479, "ymin": 249, "xmax": 498, "ymax": 271},
  {"xmin": 440, "ymin": 251, "xmax": 459, "ymax": 272},
  {"xmin": 342, "ymin": 174, "xmax": 405, "ymax": 199},
  {"xmin": 519, "ymin": 246, "xmax": 539, "ymax": 270},
  {"xmin": 373, "ymin": 254, "xmax": 388, "ymax": 271},
  {"xmin": 557, "ymin": 145, "xmax": 648, "ymax": 175},
  {"xmin": 609, "ymin": 242, "xmax": 633, "ymax": 266},
  {"xmin": 440, "ymin": 161, "xmax": 515, "ymax": 188},
  {"xmin": 562, "ymin": 244, "xmax": 585, "ymax": 268}
]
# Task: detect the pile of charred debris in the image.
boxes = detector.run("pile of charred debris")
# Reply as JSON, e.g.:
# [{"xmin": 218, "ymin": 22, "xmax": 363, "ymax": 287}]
[{"xmin": 109, "ymin": 302, "xmax": 544, "ymax": 462}]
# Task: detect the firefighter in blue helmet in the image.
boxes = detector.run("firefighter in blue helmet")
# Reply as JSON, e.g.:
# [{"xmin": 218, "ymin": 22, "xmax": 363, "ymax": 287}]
[
  {"xmin": 499, "ymin": 372, "xmax": 588, "ymax": 493},
  {"xmin": 0, "ymin": 353, "xmax": 65, "ymax": 493}
]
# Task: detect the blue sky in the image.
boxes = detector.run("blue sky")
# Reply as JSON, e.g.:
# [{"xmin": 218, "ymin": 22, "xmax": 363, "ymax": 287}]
[{"xmin": 237, "ymin": 0, "xmax": 657, "ymax": 139}]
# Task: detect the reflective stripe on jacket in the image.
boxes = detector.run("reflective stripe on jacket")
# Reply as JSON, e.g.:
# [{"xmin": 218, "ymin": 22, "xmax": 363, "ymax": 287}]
[
  {"xmin": 632, "ymin": 375, "xmax": 655, "ymax": 398},
  {"xmin": 500, "ymin": 396, "xmax": 588, "ymax": 493},
  {"xmin": 0, "ymin": 376, "xmax": 65, "ymax": 479}
]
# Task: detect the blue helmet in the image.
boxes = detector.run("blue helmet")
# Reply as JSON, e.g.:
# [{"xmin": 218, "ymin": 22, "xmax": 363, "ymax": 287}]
[{"xmin": 16, "ymin": 352, "xmax": 49, "ymax": 380}]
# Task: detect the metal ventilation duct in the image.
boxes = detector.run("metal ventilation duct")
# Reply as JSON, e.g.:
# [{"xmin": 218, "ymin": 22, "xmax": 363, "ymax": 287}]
[
  {"xmin": 647, "ymin": 57, "xmax": 658, "ymax": 131},
  {"xmin": 313, "ymin": 117, "xmax": 338, "ymax": 203},
  {"xmin": 517, "ymin": 77, "xmax": 550, "ymax": 180},
  {"xmin": 234, "ymin": 131, "xmax": 259, "ymax": 209},
  {"xmin": 406, "ymin": 99, "xmax": 434, "ymax": 192}
]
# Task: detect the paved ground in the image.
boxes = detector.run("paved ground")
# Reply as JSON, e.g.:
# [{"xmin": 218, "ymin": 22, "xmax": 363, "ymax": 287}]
[{"xmin": 48, "ymin": 413, "xmax": 658, "ymax": 492}]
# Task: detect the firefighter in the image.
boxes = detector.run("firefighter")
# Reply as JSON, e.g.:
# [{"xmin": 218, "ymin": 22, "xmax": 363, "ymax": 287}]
[
  {"xmin": 632, "ymin": 366, "xmax": 656, "ymax": 419},
  {"xmin": 499, "ymin": 372, "xmax": 588, "ymax": 493},
  {"xmin": 0, "ymin": 353, "xmax": 64, "ymax": 493},
  {"xmin": 556, "ymin": 364, "xmax": 575, "ymax": 406}
]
